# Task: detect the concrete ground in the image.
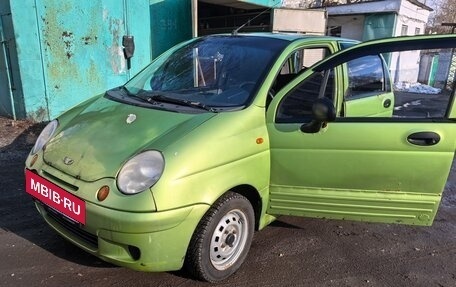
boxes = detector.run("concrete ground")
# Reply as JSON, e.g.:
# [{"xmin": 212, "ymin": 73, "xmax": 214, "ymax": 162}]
[{"xmin": 1, "ymin": 116, "xmax": 455, "ymax": 287}]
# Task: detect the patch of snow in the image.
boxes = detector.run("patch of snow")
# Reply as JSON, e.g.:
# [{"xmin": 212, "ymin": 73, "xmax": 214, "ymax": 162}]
[
  {"xmin": 394, "ymin": 82, "xmax": 441, "ymax": 94},
  {"xmin": 394, "ymin": 100, "xmax": 421, "ymax": 110}
]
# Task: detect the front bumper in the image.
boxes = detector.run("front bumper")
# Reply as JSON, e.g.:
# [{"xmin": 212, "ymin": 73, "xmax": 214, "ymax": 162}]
[
  {"xmin": 26, "ymin": 150, "xmax": 211, "ymax": 272},
  {"xmin": 35, "ymin": 199, "xmax": 210, "ymax": 271}
]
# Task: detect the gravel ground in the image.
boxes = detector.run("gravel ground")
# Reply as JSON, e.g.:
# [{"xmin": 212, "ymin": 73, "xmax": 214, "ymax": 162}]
[{"xmin": 0, "ymin": 116, "xmax": 455, "ymax": 287}]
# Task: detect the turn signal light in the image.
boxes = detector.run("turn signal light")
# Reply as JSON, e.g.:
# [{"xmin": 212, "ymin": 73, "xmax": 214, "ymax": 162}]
[
  {"xmin": 97, "ymin": 186, "xmax": 110, "ymax": 201},
  {"xmin": 30, "ymin": 154, "xmax": 39, "ymax": 167}
]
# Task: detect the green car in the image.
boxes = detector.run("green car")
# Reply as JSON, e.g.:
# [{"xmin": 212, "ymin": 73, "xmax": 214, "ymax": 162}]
[{"xmin": 25, "ymin": 33, "xmax": 456, "ymax": 282}]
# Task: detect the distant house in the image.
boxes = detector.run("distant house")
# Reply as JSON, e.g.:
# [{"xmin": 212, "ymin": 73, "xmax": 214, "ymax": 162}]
[
  {"xmin": 326, "ymin": 0, "xmax": 434, "ymax": 84},
  {"xmin": 326, "ymin": 0, "xmax": 432, "ymax": 41}
]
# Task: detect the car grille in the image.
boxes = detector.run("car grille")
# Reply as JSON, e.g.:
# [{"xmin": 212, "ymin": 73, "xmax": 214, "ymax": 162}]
[{"xmin": 45, "ymin": 205, "xmax": 98, "ymax": 249}]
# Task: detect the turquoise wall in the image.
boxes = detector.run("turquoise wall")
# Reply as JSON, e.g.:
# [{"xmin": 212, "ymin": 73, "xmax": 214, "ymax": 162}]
[
  {"xmin": 6, "ymin": 0, "xmax": 283, "ymax": 121},
  {"xmin": 150, "ymin": 0, "xmax": 192, "ymax": 59},
  {"xmin": 242, "ymin": 0, "xmax": 281, "ymax": 7},
  {"xmin": 9, "ymin": 0, "xmax": 151, "ymax": 121}
]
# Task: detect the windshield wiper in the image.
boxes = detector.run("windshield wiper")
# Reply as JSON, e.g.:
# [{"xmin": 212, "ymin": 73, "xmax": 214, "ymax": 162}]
[
  {"xmin": 117, "ymin": 86, "xmax": 157, "ymax": 104},
  {"xmin": 128, "ymin": 94, "xmax": 154, "ymax": 104},
  {"xmin": 149, "ymin": 94, "xmax": 217, "ymax": 113},
  {"xmin": 117, "ymin": 88, "xmax": 217, "ymax": 112}
]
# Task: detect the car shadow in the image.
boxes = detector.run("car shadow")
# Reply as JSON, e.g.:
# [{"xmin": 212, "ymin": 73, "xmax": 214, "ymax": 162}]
[
  {"xmin": 0, "ymin": 119, "xmax": 115, "ymax": 269},
  {"xmin": 268, "ymin": 219, "xmax": 303, "ymax": 229}
]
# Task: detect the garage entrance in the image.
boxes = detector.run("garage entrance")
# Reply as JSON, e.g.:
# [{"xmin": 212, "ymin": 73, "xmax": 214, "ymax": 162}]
[
  {"xmin": 197, "ymin": 1, "xmax": 271, "ymax": 36},
  {"xmin": 196, "ymin": 1, "xmax": 327, "ymax": 37}
]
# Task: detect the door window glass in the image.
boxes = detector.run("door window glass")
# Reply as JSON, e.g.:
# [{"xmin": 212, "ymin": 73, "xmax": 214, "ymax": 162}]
[
  {"xmin": 342, "ymin": 48, "xmax": 455, "ymax": 119},
  {"xmin": 276, "ymin": 70, "xmax": 334, "ymax": 123},
  {"xmin": 272, "ymin": 48, "xmax": 330, "ymax": 92},
  {"xmin": 391, "ymin": 48, "xmax": 454, "ymax": 118}
]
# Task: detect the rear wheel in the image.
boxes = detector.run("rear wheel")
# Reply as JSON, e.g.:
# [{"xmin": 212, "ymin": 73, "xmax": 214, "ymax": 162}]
[{"xmin": 185, "ymin": 192, "xmax": 254, "ymax": 282}]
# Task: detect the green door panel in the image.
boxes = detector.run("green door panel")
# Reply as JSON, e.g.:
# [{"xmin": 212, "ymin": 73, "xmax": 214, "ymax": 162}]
[
  {"xmin": 344, "ymin": 92, "xmax": 394, "ymax": 117},
  {"xmin": 266, "ymin": 121, "xmax": 456, "ymax": 226}
]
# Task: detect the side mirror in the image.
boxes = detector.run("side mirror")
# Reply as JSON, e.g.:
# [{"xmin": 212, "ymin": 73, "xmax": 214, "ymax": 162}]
[{"xmin": 300, "ymin": 98, "xmax": 336, "ymax": 133}]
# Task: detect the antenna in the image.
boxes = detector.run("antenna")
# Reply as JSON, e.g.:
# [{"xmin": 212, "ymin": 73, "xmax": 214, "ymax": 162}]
[{"xmin": 231, "ymin": 1, "xmax": 282, "ymax": 36}]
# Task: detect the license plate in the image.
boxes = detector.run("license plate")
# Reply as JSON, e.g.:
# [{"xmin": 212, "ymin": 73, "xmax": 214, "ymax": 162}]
[{"xmin": 25, "ymin": 170, "xmax": 86, "ymax": 225}]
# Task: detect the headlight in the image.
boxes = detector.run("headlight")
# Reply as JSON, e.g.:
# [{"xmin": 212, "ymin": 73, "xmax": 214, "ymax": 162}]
[
  {"xmin": 117, "ymin": 151, "xmax": 165, "ymax": 195},
  {"xmin": 31, "ymin": 120, "xmax": 58, "ymax": 155}
]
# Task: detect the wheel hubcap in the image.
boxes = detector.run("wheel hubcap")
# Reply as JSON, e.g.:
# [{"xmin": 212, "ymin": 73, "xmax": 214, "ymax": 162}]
[
  {"xmin": 225, "ymin": 233, "xmax": 235, "ymax": 247},
  {"xmin": 210, "ymin": 209, "xmax": 248, "ymax": 270}
]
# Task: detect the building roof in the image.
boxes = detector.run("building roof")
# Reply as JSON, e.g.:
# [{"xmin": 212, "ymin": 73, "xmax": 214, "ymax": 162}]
[
  {"xmin": 406, "ymin": 0, "xmax": 433, "ymax": 11},
  {"xmin": 326, "ymin": 0, "xmax": 433, "ymax": 16},
  {"xmin": 210, "ymin": 32, "xmax": 351, "ymax": 43}
]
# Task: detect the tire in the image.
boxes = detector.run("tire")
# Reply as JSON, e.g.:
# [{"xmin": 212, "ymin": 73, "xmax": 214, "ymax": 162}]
[{"xmin": 185, "ymin": 192, "xmax": 255, "ymax": 282}]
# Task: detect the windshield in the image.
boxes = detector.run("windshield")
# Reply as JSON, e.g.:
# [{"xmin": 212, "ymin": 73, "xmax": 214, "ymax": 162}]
[{"xmin": 120, "ymin": 36, "xmax": 287, "ymax": 111}]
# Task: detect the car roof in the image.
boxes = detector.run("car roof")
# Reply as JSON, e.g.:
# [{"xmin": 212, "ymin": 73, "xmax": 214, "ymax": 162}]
[{"xmin": 204, "ymin": 32, "xmax": 357, "ymax": 44}]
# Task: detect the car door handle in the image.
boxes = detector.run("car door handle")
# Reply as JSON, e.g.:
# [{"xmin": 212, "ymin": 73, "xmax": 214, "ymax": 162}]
[
  {"xmin": 407, "ymin": 132, "xmax": 440, "ymax": 146},
  {"xmin": 383, "ymin": 99, "xmax": 391, "ymax": 108}
]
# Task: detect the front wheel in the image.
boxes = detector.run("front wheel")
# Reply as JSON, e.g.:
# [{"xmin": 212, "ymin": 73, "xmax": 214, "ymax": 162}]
[{"xmin": 185, "ymin": 192, "xmax": 255, "ymax": 282}]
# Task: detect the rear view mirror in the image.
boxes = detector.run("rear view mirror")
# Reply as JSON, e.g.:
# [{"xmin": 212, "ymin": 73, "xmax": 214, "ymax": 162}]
[{"xmin": 300, "ymin": 98, "xmax": 336, "ymax": 133}]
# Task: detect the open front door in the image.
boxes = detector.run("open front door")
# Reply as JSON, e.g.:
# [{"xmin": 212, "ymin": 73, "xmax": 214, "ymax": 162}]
[{"xmin": 266, "ymin": 35, "xmax": 456, "ymax": 226}]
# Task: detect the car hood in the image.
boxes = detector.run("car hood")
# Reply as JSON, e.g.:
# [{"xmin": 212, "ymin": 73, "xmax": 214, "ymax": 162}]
[{"xmin": 43, "ymin": 97, "xmax": 216, "ymax": 181}]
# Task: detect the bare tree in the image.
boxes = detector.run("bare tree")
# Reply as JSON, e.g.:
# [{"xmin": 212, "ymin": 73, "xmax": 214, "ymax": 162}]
[
  {"xmin": 428, "ymin": 0, "xmax": 456, "ymax": 33},
  {"xmin": 282, "ymin": 0, "xmax": 377, "ymax": 9},
  {"xmin": 317, "ymin": 0, "xmax": 373, "ymax": 7}
]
